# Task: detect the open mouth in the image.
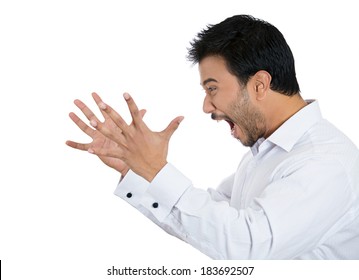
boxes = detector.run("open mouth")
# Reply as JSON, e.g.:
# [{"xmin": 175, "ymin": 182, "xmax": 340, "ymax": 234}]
[
  {"xmin": 212, "ymin": 113, "xmax": 236, "ymax": 135},
  {"xmin": 225, "ymin": 119, "xmax": 236, "ymax": 136},
  {"xmin": 225, "ymin": 119, "xmax": 235, "ymax": 130}
]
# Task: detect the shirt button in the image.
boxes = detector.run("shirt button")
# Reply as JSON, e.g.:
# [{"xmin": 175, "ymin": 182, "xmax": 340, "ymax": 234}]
[
  {"xmin": 152, "ymin": 202, "xmax": 159, "ymax": 208},
  {"xmin": 126, "ymin": 192, "xmax": 132, "ymax": 198}
]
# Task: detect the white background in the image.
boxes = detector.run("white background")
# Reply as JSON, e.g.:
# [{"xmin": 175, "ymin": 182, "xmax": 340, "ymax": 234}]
[{"xmin": 0, "ymin": 0, "xmax": 358, "ymax": 279}]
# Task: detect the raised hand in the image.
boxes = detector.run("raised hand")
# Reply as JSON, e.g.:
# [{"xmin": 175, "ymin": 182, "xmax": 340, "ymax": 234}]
[
  {"xmin": 66, "ymin": 92, "xmax": 146, "ymax": 176},
  {"xmin": 88, "ymin": 92, "xmax": 184, "ymax": 182}
]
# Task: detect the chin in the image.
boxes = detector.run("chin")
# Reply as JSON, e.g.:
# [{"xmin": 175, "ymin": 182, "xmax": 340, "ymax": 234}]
[{"xmin": 234, "ymin": 134, "xmax": 256, "ymax": 147}]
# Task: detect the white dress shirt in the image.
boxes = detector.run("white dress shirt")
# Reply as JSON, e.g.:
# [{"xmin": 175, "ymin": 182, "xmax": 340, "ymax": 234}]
[{"xmin": 114, "ymin": 100, "xmax": 359, "ymax": 259}]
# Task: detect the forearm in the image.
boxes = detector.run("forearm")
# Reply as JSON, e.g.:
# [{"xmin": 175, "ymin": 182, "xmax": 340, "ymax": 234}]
[
  {"xmin": 114, "ymin": 167, "xmax": 189, "ymax": 242},
  {"xmin": 155, "ymin": 185, "xmax": 274, "ymax": 259},
  {"xmin": 115, "ymin": 164, "xmax": 273, "ymax": 259}
]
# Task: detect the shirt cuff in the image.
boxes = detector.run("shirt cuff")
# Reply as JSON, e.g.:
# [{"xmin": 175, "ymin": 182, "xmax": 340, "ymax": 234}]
[
  {"xmin": 140, "ymin": 163, "xmax": 192, "ymax": 223},
  {"xmin": 114, "ymin": 169, "xmax": 150, "ymax": 208}
]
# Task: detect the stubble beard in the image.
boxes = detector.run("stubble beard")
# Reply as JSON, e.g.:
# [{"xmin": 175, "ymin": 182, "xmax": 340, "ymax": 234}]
[{"xmin": 230, "ymin": 89, "xmax": 266, "ymax": 147}]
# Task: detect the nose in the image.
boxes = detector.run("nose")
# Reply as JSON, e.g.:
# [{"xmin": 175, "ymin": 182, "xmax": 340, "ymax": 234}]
[{"xmin": 203, "ymin": 95, "xmax": 216, "ymax": 114}]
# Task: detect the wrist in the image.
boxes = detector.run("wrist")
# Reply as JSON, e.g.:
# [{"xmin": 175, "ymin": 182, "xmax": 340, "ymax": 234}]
[
  {"xmin": 119, "ymin": 168, "xmax": 130, "ymax": 183},
  {"xmin": 142, "ymin": 161, "xmax": 167, "ymax": 182},
  {"xmin": 121, "ymin": 168, "xmax": 130, "ymax": 177}
]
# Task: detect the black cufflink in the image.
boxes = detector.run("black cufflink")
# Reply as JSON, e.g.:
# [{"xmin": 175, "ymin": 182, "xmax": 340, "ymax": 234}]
[
  {"xmin": 126, "ymin": 192, "xmax": 132, "ymax": 198},
  {"xmin": 152, "ymin": 202, "xmax": 159, "ymax": 208}
]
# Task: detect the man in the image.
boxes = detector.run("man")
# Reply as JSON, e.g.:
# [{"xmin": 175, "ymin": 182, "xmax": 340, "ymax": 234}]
[{"xmin": 66, "ymin": 15, "xmax": 359, "ymax": 259}]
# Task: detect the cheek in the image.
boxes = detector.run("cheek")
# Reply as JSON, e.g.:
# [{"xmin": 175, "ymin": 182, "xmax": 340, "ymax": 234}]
[{"xmin": 231, "ymin": 100, "xmax": 264, "ymax": 132}]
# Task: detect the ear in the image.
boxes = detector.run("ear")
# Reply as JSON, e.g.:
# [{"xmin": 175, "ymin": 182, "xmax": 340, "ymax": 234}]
[{"xmin": 251, "ymin": 70, "xmax": 272, "ymax": 101}]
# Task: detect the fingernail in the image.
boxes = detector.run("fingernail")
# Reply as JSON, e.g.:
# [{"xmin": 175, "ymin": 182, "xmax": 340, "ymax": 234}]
[
  {"xmin": 90, "ymin": 120, "xmax": 97, "ymax": 127},
  {"xmin": 88, "ymin": 148, "xmax": 94, "ymax": 154},
  {"xmin": 123, "ymin": 92, "xmax": 130, "ymax": 100},
  {"xmin": 99, "ymin": 102, "xmax": 107, "ymax": 110}
]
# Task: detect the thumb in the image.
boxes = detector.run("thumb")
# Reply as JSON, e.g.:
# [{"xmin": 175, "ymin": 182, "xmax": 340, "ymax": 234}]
[{"xmin": 161, "ymin": 116, "xmax": 184, "ymax": 139}]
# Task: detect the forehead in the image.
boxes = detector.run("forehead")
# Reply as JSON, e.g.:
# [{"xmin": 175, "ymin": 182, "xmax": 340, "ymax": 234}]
[{"xmin": 198, "ymin": 56, "xmax": 237, "ymax": 85}]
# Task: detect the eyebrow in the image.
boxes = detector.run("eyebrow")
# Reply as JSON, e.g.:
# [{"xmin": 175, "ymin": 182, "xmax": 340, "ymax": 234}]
[{"xmin": 201, "ymin": 78, "xmax": 218, "ymax": 86}]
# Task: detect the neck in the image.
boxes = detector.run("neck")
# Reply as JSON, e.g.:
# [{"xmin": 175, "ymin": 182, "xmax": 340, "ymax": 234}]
[{"xmin": 263, "ymin": 93, "xmax": 307, "ymax": 138}]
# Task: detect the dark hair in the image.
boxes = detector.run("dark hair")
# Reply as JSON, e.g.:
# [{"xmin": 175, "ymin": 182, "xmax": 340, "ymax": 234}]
[{"xmin": 187, "ymin": 15, "xmax": 300, "ymax": 96}]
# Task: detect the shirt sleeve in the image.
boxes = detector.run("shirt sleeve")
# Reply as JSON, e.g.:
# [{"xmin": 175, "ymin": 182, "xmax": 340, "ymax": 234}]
[
  {"xmin": 114, "ymin": 160, "xmax": 354, "ymax": 259},
  {"xmin": 114, "ymin": 166, "xmax": 194, "ymax": 241},
  {"xmin": 208, "ymin": 173, "xmax": 235, "ymax": 203},
  {"xmin": 115, "ymin": 164, "xmax": 271, "ymax": 259}
]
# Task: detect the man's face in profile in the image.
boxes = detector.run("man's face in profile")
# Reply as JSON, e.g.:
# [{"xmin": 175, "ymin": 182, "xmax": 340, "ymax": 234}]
[{"xmin": 199, "ymin": 55, "xmax": 266, "ymax": 147}]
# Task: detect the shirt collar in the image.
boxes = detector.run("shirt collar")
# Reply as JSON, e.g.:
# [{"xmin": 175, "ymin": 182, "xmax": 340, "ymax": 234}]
[{"xmin": 251, "ymin": 100, "xmax": 323, "ymax": 155}]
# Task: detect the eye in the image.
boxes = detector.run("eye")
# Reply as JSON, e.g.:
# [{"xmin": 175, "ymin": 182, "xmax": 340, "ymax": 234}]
[{"xmin": 206, "ymin": 86, "xmax": 217, "ymax": 95}]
